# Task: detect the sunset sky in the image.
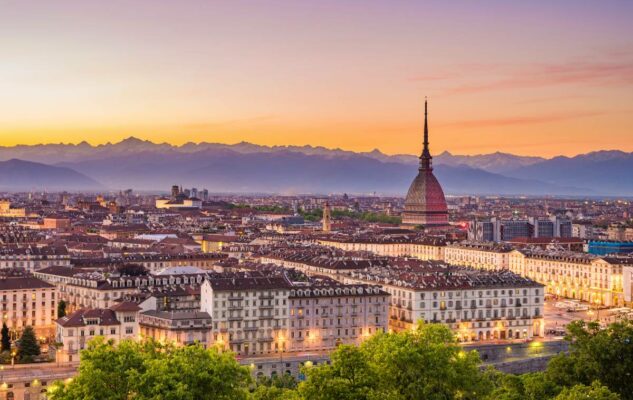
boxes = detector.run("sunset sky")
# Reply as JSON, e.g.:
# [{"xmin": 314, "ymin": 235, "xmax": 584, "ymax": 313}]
[{"xmin": 1, "ymin": 0, "xmax": 632, "ymax": 157}]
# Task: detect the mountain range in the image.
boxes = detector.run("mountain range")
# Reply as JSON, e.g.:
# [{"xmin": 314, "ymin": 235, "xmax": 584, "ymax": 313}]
[{"xmin": 0, "ymin": 137, "xmax": 631, "ymax": 196}]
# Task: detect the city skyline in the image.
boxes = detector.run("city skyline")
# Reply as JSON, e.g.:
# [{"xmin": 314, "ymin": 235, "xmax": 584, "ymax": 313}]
[{"xmin": 1, "ymin": 1, "xmax": 633, "ymax": 157}]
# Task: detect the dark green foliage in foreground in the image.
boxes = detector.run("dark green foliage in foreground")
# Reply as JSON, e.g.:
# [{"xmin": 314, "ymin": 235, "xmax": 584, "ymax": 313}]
[
  {"xmin": 17, "ymin": 325, "xmax": 40, "ymax": 360},
  {"xmin": 545, "ymin": 320, "xmax": 632, "ymax": 400},
  {"xmin": 49, "ymin": 320, "xmax": 631, "ymax": 400},
  {"xmin": 48, "ymin": 338, "xmax": 251, "ymax": 400}
]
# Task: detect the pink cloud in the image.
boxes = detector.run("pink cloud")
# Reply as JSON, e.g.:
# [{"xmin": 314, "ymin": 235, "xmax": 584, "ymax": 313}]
[
  {"xmin": 444, "ymin": 59, "xmax": 633, "ymax": 95},
  {"xmin": 440, "ymin": 110, "xmax": 606, "ymax": 129}
]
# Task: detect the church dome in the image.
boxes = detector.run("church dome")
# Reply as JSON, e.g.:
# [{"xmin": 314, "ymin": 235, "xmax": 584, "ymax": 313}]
[
  {"xmin": 402, "ymin": 100, "xmax": 449, "ymax": 227},
  {"xmin": 404, "ymin": 170, "xmax": 448, "ymax": 213}
]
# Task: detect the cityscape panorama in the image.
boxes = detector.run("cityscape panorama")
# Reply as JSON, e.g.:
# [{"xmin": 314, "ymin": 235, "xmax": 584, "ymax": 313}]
[{"xmin": 0, "ymin": 1, "xmax": 632, "ymax": 400}]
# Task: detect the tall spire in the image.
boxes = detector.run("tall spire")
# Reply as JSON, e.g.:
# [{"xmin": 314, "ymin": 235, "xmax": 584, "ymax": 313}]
[{"xmin": 419, "ymin": 98, "xmax": 432, "ymax": 171}]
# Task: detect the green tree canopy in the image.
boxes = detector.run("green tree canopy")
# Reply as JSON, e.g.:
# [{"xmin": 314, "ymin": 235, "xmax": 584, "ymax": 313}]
[
  {"xmin": 554, "ymin": 381, "xmax": 620, "ymax": 400},
  {"xmin": 17, "ymin": 325, "xmax": 40, "ymax": 360},
  {"xmin": 48, "ymin": 338, "xmax": 251, "ymax": 400},
  {"xmin": 545, "ymin": 320, "xmax": 633, "ymax": 400},
  {"xmin": 299, "ymin": 322, "xmax": 490, "ymax": 400}
]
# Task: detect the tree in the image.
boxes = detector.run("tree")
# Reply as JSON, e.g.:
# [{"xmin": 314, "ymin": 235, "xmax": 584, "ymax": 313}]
[
  {"xmin": 545, "ymin": 320, "xmax": 633, "ymax": 400},
  {"xmin": 251, "ymin": 385, "xmax": 301, "ymax": 400},
  {"xmin": 299, "ymin": 322, "xmax": 491, "ymax": 400},
  {"xmin": 554, "ymin": 381, "xmax": 620, "ymax": 400},
  {"xmin": 485, "ymin": 371, "xmax": 560, "ymax": 400},
  {"xmin": 17, "ymin": 325, "xmax": 40, "ymax": 360},
  {"xmin": 57, "ymin": 299, "xmax": 67, "ymax": 319},
  {"xmin": 299, "ymin": 345, "xmax": 380, "ymax": 400},
  {"xmin": 48, "ymin": 338, "xmax": 252, "ymax": 400},
  {"xmin": 1, "ymin": 323, "xmax": 10, "ymax": 352}
]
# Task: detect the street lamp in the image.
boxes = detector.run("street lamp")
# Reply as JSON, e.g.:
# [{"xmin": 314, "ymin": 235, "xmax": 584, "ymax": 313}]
[
  {"xmin": 277, "ymin": 334, "xmax": 285, "ymax": 364},
  {"xmin": 11, "ymin": 350, "xmax": 16, "ymax": 367}
]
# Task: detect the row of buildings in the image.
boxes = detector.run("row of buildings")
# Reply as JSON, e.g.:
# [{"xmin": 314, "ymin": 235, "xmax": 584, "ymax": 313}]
[
  {"xmin": 318, "ymin": 235, "xmax": 633, "ymax": 307},
  {"xmin": 49, "ymin": 267, "xmax": 389, "ymax": 362},
  {"xmin": 259, "ymin": 246, "xmax": 545, "ymax": 341}
]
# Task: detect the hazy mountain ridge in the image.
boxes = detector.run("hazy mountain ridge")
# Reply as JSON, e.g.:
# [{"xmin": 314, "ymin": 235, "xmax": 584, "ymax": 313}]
[
  {"xmin": 55, "ymin": 149, "xmax": 589, "ymax": 195},
  {"xmin": 0, "ymin": 137, "xmax": 545, "ymax": 172},
  {"xmin": 0, "ymin": 159, "xmax": 102, "ymax": 191},
  {"xmin": 0, "ymin": 138, "xmax": 630, "ymax": 195}
]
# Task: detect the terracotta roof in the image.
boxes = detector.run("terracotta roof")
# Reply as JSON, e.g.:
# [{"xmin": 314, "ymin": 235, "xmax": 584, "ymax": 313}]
[
  {"xmin": 57, "ymin": 308, "xmax": 121, "ymax": 327},
  {"xmin": 109, "ymin": 301, "xmax": 142, "ymax": 312},
  {"xmin": 0, "ymin": 277, "xmax": 54, "ymax": 291}
]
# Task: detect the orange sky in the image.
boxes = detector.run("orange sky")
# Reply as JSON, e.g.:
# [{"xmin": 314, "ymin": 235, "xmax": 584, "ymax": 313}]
[{"xmin": 1, "ymin": 1, "xmax": 632, "ymax": 157}]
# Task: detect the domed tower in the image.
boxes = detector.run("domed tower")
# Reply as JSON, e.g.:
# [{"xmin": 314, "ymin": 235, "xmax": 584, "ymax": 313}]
[{"xmin": 402, "ymin": 100, "xmax": 449, "ymax": 227}]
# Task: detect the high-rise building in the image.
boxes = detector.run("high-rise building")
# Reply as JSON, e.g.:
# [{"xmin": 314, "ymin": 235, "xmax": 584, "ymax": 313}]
[
  {"xmin": 171, "ymin": 185, "xmax": 180, "ymax": 198},
  {"xmin": 402, "ymin": 100, "xmax": 449, "ymax": 227}
]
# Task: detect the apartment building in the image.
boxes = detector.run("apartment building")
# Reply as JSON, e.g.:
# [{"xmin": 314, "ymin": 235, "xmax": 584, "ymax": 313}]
[
  {"xmin": 343, "ymin": 265, "xmax": 544, "ymax": 341},
  {"xmin": 34, "ymin": 265, "xmax": 206, "ymax": 311},
  {"xmin": 318, "ymin": 235, "xmax": 445, "ymax": 260},
  {"xmin": 72, "ymin": 253, "xmax": 227, "ymax": 273},
  {"xmin": 0, "ymin": 246, "xmax": 71, "ymax": 271},
  {"xmin": 444, "ymin": 242, "xmax": 512, "ymax": 271},
  {"xmin": 261, "ymin": 247, "xmax": 544, "ymax": 341},
  {"xmin": 55, "ymin": 301, "xmax": 140, "ymax": 362},
  {"xmin": 509, "ymin": 249, "xmax": 631, "ymax": 307},
  {"xmin": 138, "ymin": 310, "xmax": 212, "ymax": 347},
  {"xmin": 0, "ymin": 276, "xmax": 57, "ymax": 338},
  {"xmin": 200, "ymin": 273, "xmax": 292, "ymax": 356},
  {"xmin": 287, "ymin": 280, "xmax": 388, "ymax": 352}
]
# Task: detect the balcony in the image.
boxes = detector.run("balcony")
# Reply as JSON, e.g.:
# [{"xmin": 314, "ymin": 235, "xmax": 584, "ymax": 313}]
[{"xmin": 243, "ymin": 326, "xmax": 258, "ymax": 331}]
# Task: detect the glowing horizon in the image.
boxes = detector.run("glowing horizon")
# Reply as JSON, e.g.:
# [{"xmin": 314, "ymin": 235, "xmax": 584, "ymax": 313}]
[{"xmin": 1, "ymin": 1, "xmax": 632, "ymax": 158}]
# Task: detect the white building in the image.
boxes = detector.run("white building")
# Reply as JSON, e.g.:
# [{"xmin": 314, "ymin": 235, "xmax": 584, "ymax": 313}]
[
  {"xmin": 201, "ymin": 274, "xmax": 291, "ymax": 356},
  {"xmin": 55, "ymin": 302, "xmax": 140, "ymax": 362}
]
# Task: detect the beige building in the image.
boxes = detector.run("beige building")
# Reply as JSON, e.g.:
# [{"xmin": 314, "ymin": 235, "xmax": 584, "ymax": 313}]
[
  {"xmin": 139, "ymin": 310, "xmax": 212, "ymax": 347},
  {"xmin": 0, "ymin": 276, "xmax": 57, "ymax": 338},
  {"xmin": 287, "ymin": 281, "xmax": 388, "ymax": 352},
  {"xmin": 0, "ymin": 200, "xmax": 26, "ymax": 218},
  {"xmin": 0, "ymin": 246, "xmax": 70, "ymax": 272},
  {"xmin": 34, "ymin": 266, "xmax": 206, "ymax": 311},
  {"xmin": 509, "ymin": 249, "xmax": 631, "ymax": 306},
  {"xmin": 55, "ymin": 302, "xmax": 140, "ymax": 363},
  {"xmin": 343, "ymin": 268, "xmax": 544, "ymax": 341},
  {"xmin": 200, "ymin": 274, "xmax": 291, "ymax": 356},
  {"xmin": 261, "ymin": 247, "xmax": 544, "ymax": 341},
  {"xmin": 444, "ymin": 242, "xmax": 512, "ymax": 271},
  {"xmin": 318, "ymin": 236, "xmax": 445, "ymax": 260}
]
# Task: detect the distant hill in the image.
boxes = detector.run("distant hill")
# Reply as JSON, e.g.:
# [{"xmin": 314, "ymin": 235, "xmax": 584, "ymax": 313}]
[
  {"xmin": 1, "ymin": 138, "xmax": 630, "ymax": 195},
  {"xmin": 52, "ymin": 149, "xmax": 590, "ymax": 195},
  {"xmin": 0, "ymin": 159, "xmax": 102, "ymax": 191},
  {"xmin": 504, "ymin": 150, "xmax": 633, "ymax": 195}
]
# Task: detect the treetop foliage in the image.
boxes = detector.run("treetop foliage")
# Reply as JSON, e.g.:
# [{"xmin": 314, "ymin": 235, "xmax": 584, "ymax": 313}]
[{"xmin": 49, "ymin": 320, "xmax": 631, "ymax": 400}]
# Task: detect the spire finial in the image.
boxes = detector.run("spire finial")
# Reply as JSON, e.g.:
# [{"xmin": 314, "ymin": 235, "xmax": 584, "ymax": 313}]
[{"xmin": 419, "ymin": 98, "xmax": 432, "ymax": 171}]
